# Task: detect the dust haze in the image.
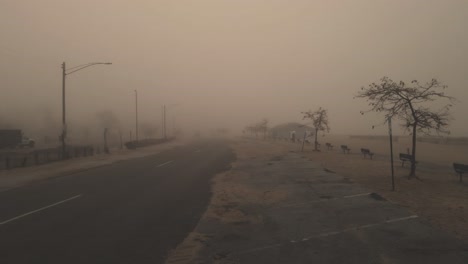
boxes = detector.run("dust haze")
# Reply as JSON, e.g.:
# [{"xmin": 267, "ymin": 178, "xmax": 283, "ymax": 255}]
[{"xmin": 2, "ymin": 0, "xmax": 468, "ymax": 146}]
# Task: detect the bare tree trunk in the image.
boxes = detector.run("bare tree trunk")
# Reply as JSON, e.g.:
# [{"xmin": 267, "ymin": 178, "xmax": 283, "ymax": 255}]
[
  {"xmin": 410, "ymin": 124, "xmax": 417, "ymax": 177},
  {"xmin": 314, "ymin": 128, "xmax": 319, "ymax": 151},
  {"xmin": 301, "ymin": 131, "xmax": 306, "ymax": 152}
]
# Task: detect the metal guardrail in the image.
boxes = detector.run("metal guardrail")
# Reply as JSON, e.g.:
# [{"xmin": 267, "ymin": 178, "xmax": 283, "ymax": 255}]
[{"xmin": 0, "ymin": 145, "xmax": 94, "ymax": 170}]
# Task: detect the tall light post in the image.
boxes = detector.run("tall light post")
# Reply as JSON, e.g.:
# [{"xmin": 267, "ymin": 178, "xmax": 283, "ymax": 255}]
[
  {"xmin": 61, "ymin": 61, "xmax": 112, "ymax": 158},
  {"xmin": 135, "ymin": 90, "xmax": 139, "ymax": 141},
  {"xmin": 164, "ymin": 104, "xmax": 180, "ymax": 138}
]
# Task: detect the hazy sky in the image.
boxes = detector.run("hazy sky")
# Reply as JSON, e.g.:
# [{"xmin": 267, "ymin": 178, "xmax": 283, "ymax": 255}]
[{"xmin": 1, "ymin": 0, "xmax": 468, "ymax": 139}]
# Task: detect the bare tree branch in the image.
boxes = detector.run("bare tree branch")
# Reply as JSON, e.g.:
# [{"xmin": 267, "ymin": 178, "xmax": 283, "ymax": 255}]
[{"xmin": 355, "ymin": 76, "xmax": 455, "ymax": 177}]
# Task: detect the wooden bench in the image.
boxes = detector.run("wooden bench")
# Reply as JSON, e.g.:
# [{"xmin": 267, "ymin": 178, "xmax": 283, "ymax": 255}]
[
  {"xmin": 340, "ymin": 145, "xmax": 351, "ymax": 154},
  {"xmin": 453, "ymin": 163, "xmax": 468, "ymax": 183},
  {"xmin": 360, "ymin": 148, "xmax": 374, "ymax": 159},
  {"xmin": 399, "ymin": 153, "xmax": 415, "ymax": 167},
  {"xmin": 325, "ymin": 143, "xmax": 333, "ymax": 150}
]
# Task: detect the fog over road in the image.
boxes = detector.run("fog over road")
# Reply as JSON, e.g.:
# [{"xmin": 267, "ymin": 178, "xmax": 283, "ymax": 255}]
[{"xmin": 0, "ymin": 140, "xmax": 234, "ymax": 264}]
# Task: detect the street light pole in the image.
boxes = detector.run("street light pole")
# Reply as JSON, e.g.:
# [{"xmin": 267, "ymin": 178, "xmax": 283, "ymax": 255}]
[
  {"xmin": 61, "ymin": 62, "xmax": 67, "ymax": 158},
  {"xmin": 61, "ymin": 61, "xmax": 112, "ymax": 159},
  {"xmin": 135, "ymin": 90, "xmax": 139, "ymax": 141},
  {"xmin": 163, "ymin": 104, "xmax": 179, "ymax": 138}
]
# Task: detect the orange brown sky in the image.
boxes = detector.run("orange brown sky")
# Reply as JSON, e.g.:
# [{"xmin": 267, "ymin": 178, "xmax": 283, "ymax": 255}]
[{"xmin": 1, "ymin": 0, "xmax": 468, "ymax": 139}]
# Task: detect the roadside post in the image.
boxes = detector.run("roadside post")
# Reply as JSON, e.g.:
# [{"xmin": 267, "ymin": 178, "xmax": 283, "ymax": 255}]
[
  {"xmin": 388, "ymin": 116, "xmax": 395, "ymax": 191},
  {"xmin": 301, "ymin": 131, "xmax": 306, "ymax": 152}
]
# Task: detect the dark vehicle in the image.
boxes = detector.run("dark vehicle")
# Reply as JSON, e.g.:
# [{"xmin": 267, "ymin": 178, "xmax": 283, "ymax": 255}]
[
  {"xmin": 0, "ymin": 129, "xmax": 35, "ymax": 149},
  {"xmin": 18, "ymin": 136, "xmax": 35, "ymax": 148},
  {"xmin": 0, "ymin": 129, "xmax": 22, "ymax": 149}
]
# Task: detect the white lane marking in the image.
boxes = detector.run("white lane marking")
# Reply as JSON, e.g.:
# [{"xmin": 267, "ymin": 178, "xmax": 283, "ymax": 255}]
[
  {"xmin": 157, "ymin": 160, "xmax": 174, "ymax": 167},
  {"xmin": 343, "ymin": 192, "xmax": 372, "ymax": 198},
  {"xmin": 311, "ymin": 215, "xmax": 419, "ymax": 239},
  {"xmin": 273, "ymin": 193, "xmax": 372, "ymax": 209},
  {"xmin": 0, "ymin": 194, "xmax": 82, "ymax": 226},
  {"xmin": 237, "ymin": 215, "xmax": 418, "ymax": 255}
]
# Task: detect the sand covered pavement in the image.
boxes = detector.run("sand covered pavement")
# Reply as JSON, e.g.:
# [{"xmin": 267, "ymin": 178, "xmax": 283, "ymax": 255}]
[
  {"xmin": 165, "ymin": 137, "xmax": 468, "ymax": 264},
  {"xmin": 290, "ymin": 134, "xmax": 468, "ymax": 242}
]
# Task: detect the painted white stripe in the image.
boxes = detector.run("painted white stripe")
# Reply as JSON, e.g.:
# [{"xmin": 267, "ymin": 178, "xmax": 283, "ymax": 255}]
[
  {"xmin": 157, "ymin": 160, "xmax": 174, "ymax": 167},
  {"xmin": 343, "ymin": 193, "xmax": 372, "ymax": 198},
  {"xmin": 311, "ymin": 215, "xmax": 419, "ymax": 239},
  {"xmin": 237, "ymin": 215, "xmax": 418, "ymax": 255},
  {"xmin": 0, "ymin": 194, "xmax": 82, "ymax": 226},
  {"xmin": 274, "ymin": 193, "xmax": 372, "ymax": 209}
]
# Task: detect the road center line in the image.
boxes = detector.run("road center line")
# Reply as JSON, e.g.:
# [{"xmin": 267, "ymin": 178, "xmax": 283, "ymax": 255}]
[
  {"xmin": 157, "ymin": 160, "xmax": 174, "ymax": 167},
  {"xmin": 0, "ymin": 194, "xmax": 82, "ymax": 226}
]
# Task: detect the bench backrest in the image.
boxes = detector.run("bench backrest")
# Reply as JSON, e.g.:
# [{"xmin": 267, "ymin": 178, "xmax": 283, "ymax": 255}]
[
  {"xmin": 453, "ymin": 163, "xmax": 468, "ymax": 172},
  {"xmin": 341, "ymin": 145, "xmax": 348, "ymax": 149},
  {"xmin": 361, "ymin": 148, "xmax": 370, "ymax": 153},
  {"xmin": 399, "ymin": 153, "xmax": 413, "ymax": 160}
]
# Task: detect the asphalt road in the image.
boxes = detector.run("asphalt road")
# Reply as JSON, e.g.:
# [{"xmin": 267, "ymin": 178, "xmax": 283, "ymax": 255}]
[{"xmin": 0, "ymin": 140, "xmax": 234, "ymax": 264}]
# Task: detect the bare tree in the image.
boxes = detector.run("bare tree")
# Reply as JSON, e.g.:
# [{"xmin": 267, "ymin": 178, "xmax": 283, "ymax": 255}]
[
  {"xmin": 356, "ymin": 77, "xmax": 454, "ymax": 178},
  {"xmin": 302, "ymin": 107, "xmax": 330, "ymax": 151}
]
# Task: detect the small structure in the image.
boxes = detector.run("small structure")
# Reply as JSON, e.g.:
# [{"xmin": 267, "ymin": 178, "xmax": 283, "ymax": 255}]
[{"xmin": 269, "ymin": 123, "xmax": 314, "ymax": 142}]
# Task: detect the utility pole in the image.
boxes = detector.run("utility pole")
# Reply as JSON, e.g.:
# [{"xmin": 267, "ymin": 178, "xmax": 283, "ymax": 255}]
[
  {"xmin": 60, "ymin": 61, "xmax": 111, "ymax": 159},
  {"xmin": 135, "ymin": 90, "xmax": 139, "ymax": 141},
  {"xmin": 163, "ymin": 105, "xmax": 167, "ymax": 139},
  {"xmin": 61, "ymin": 62, "xmax": 67, "ymax": 158},
  {"xmin": 172, "ymin": 115, "xmax": 175, "ymax": 136},
  {"xmin": 161, "ymin": 106, "xmax": 164, "ymax": 138}
]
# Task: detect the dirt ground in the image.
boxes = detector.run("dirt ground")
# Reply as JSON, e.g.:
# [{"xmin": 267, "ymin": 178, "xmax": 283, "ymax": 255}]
[{"xmin": 165, "ymin": 136, "xmax": 468, "ymax": 263}]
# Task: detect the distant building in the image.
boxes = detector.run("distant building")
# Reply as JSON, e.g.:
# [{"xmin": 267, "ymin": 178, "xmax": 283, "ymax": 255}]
[{"xmin": 269, "ymin": 122, "xmax": 314, "ymax": 141}]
